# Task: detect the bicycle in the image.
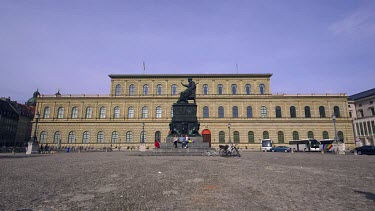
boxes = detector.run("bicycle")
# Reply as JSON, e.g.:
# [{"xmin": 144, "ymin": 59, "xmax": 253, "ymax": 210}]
[{"xmin": 219, "ymin": 144, "xmax": 241, "ymax": 157}]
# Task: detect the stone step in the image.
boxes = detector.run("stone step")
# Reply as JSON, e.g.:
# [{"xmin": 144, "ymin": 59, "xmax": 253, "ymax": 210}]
[{"xmin": 152, "ymin": 148, "xmax": 212, "ymax": 156}]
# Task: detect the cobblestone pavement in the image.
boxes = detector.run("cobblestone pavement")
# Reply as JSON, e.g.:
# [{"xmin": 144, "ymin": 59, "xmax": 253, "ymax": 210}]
[{"xmin": 1, "ymin": 151, "xmax": 374, "ymax": 211}]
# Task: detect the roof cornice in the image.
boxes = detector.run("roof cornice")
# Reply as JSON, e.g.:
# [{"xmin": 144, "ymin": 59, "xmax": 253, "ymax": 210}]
[{"xmin": 108, "ymin": 73, "xmax": 273, "ymax": 79}]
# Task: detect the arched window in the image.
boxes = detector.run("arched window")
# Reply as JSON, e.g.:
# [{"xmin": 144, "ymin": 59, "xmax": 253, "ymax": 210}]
[
  {"xmin": 334, "ymin": 106, "xmax": 340, "ymax": 118},
  {"xmin": 231, "ymin": 84, "xmax": 237, "ymax": 95},
  {"xmin": 247, "ymin": 106, "xmax": 253, "ymax": 118},
  {"xmin": 234, "ymin": 131, "xmax": 240, "ymax": 143},
  {"xmin": 140, "ymin": 131, "xmax": 147, "ymax": 143},
  {"xmin": 155, "ymin": 131, "xmax": 161, "ymax": 142},
  {"xmin": 319, "ymin": 106, "xmax": 326, "ymax": 118},
  {"xmin": 308, "ymin": 131, "xmax": 314, "ymax": 139},
  {"xmin": 83, "ymin": 131, "xmax": 90, "ymax": 143},
  {"xmin": 43, "ymin": 107, "xmax": 50, "ymax": 118},
  {"xmin": 203, "ymin": 84, "xmax": 208, "ymax": 95},
  {"xmin": 275, "ymin": 106, "xmax": 282, "ymax": 118},
  {"xmin": 142, "ymin": 106, "xmax": 148, "ymax": 118},
  {"xmin": 40, "ymin": 131, "xmax": 47, "ymax": 144},
  {"xmin": 219, "ymin": 131, "xmax": 225, "ymax": 144},
  {"xmin": 57, "ymin": 107, "xmax": 64, "ymax": 119},
  {"xmin": 129, "ymin": 84, "xmax": 135, "ymax": 96},
  {"xmin": 293, "ymin": 131, "xmax": 299, "ymax": 140},
  {"xmin": 97, "ymin": 131, "xmax": 104, "ymax": 143},
  {"xmin": 71, "ymin": 107, "xmax": 78, "ymax": 118},
  {"xmin": 323, "ymin": 131, "xmax": 329, "ymax": 139},
  {"xmin": 99, "ymin": 106, "xmax": 106, "ymax": 119},
  {"xmin": 248, "ymin": 131, "xmax": 254, "ymax": 143},
  {"xmin": 156, "ymin": 84, "xmax": 162, "ymax": 95},
  {"xmin": 203, "ymin": 106, "xmax": 209, "ymax": 118},
  {"xmin": 128, "ymin": 107, "xmax": 134, "ymax": 118},
  {"xmin": 305, "ymin": 106, "xmax": 311, "ymax": 118},
  {"xmin": 261, "ymin": 106, "xmax": 267, "ymax": 118},
  {"xmin": 245, "ymin": 84, "xmax": 251, "ymax": 95},
  {"xmin": 217, "ymin": 84, "xmax": 223, "ymax": 95},
  {"xmin": 263, "ymin": 131, "xmax": 269, "ymax": 139},
  {"xmin": 143, "ymin": 84, "xmax": 149, "ymax": 95},
  {"xmin": 53, "ymin": 131, "xmax": 61, "ymax": 144},
  {"xmin": 338, "ymin": 131, "xmax": 344, "ymax": 142},
  {"xmin": 115, "ymin": 84, "xmax": 122, "ymax": 96},
  {"xmin": 68, "ymin": 131, "xmax": 75, "ymax": 143},
  {"xmin": 171, "ymin": 84, "xmax": 177, "ymax": 95},
  {"xmin": 278, "ymin": 131, "xmax": 284, "ymax": 143},
  {"xmin": 259, "ymin": 84, "xmax": 265, "ymax": 94},
  {"xmin": 114, "ymin": 106, "xmax": 120, "ymax": 118},
  {"xmin": 86, "ymin": 107, "xmax": 92, "ymax": 119},
  {"xmin": 111, "ymin": 131, "xmax": 119, "ymax": 143},
  {"xmin": 290, "ymin": 106, "xmax": 296, "ymax": 118},
  {"xmin": 156, "ymin": 106, "xmax": 162, "ymax": 118},
  {"xmin": 232, "ymin": 106, "xmax": 238, "ymax": 118},
  {"xmin": 218, "ymin": 106, "xmax": 224, "ymax": 118},
  {"xmin": 126, "ymin": 131, "xmax": 132, "ymax": 143}
]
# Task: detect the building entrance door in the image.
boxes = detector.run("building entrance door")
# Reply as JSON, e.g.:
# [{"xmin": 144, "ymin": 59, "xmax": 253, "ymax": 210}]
[{"xmin": 202, "ymin": 129, "xmax": 211, "ymax": 147}]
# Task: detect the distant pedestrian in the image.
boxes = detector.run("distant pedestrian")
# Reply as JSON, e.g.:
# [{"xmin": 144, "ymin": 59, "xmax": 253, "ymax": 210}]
[
  {"xmin": 40, "ymin": 144, "xmax": 44, "ymax": 154},
  {"xmin": 45, "ymin": 144, "xmax": 49, "ymax": 153},
  {"xmin": 154, "ymin": 140, "xmax": 160, "ymax": 148}
]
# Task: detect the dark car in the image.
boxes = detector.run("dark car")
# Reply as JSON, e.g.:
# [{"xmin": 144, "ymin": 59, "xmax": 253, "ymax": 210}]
[
  {"xmin": 354, "ymin": 146, "xmax": 375, "ymax": 155},
  {"xmin": 270, "ymin": 146, "xmax": 291, "ymax": 152}
]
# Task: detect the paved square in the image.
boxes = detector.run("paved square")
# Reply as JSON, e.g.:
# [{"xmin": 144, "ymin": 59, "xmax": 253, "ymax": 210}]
[{"xmin": 1, "ymin": 151, "xmax": 374, "ymax": 210}]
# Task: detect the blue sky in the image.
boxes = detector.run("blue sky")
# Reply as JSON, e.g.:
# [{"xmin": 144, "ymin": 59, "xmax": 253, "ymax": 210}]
[{"xmin": 1, "ymin": 0, "xmax": 374, "ymax": 103}]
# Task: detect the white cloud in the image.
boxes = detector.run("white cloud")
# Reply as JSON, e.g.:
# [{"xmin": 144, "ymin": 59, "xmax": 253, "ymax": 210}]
[{"xmin": 329, "ymin": 5, "xmax": 375, "ymax": 38}]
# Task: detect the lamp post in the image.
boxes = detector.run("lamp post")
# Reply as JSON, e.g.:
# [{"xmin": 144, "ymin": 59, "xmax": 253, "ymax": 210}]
[
  {"xmin": 26, "ymin": 111, "xmax": 40, "ymax": 154},
  {"xmin": 33, "ymin": 111, "xmax": 40, "ymax": 142},
  {"xmin": 332, "ymin": 114, "xmax": 339, "ymax": 154},
  {"xmin": 142, "ymin": 122, "xmax": 145, "ymax": 144},
  {"xmin": 228, "ymin": 123, "xmax": 231, "ymax": 144}
]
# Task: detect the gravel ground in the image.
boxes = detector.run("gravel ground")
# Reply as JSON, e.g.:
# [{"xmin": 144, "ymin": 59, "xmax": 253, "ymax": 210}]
[{"xmin": 0, "ymin": 151, "xmax": 374, "ymax": 211}]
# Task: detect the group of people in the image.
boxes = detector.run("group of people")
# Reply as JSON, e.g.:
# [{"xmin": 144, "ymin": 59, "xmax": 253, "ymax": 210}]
[
  {"xmin": 173, "ymin": 134, "xmax": 191, "ymax": 148},
  {"xmin": 153, "ymin": 134, "xmax": 193, "ymax": 149},
  {"xmin": 39, "ymin": 144, "xmax": 50, "ymax": 154}
]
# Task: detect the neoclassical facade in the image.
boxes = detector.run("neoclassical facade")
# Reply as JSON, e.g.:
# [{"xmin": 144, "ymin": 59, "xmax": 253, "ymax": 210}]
[
  {"xmin": 33, "ymin": 74, "xmax": 355, "ymax": 149},
  {"xmin": 348, "ymin": 88, "xmax": 375, "ymax": 146}
]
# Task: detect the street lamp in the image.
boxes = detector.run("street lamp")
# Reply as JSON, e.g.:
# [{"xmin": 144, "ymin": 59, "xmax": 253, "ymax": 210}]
[
  {"xmin": 142, "ymin": 122, "xmax": 145, "ymax": 144},
  {"xmin": 33, "ymin": 111, "xmax": 40, "ymax": 143},
  {"xmin": 332, "ymin": 113, "xmax": 339, "ymax": 153},
  {"xmin": 228, "ymin": 123, "xmax": 231, "ymax": 144},
  {"xmin": 26, "ymin": 111, "xmax": 40, "ymax": 154}
]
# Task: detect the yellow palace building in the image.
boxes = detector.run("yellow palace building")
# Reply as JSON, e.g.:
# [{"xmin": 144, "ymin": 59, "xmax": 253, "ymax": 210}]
[{"xmin": 32, "ymin": 74, "xmax": 354, "ymax": 149}]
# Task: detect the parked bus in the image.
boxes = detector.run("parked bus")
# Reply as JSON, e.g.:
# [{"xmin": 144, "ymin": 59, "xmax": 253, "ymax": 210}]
[
  {"xmin": 288, "ymin": 139, "xmax": 321, "ymax": 152},
  {"xmin": 261, "ymin": 139, "xmax": 273, "ymax": 152}
]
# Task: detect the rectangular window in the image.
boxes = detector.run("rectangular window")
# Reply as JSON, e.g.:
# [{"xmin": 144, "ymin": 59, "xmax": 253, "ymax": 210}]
[
  {"xmin": 364, "ymin": 122, "xmax": 368, "ymax": 136},
  {"xmin": 370, "ymin": 107, "xmax": 375, "ymax": 116},
  {"xmin": 356, "ymin": 123, "xmax": 360, "ymax": 136},
  {"xmin": 349, "ymin": 112, "xmax": 352, "ymax": 118},
  {"xmin": 367, "ymin": 121, "xmax": 372, "ymax": 136},
  {"xmin": 360, "ymin": 122, "xmax": 364, "ymax": 136}
]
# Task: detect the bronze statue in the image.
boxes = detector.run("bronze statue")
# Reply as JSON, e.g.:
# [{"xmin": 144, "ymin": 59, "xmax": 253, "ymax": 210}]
[{"xmin": 177, "ymin": 77, "xmax": 197, "ymax": 103}]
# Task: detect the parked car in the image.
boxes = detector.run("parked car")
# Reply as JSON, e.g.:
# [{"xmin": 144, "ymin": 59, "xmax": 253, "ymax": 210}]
[
  {"xmin": 270, "ymin": 146, "xmax": 291, "ymax": 152},
  {"xmin": 354, "ymin": 146, "xmax": 375, "ymax": 155}
]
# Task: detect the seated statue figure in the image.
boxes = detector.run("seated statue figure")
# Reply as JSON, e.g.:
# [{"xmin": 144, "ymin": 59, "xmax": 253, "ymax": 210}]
[{"xmin": 177, "ymin": 77, "xmax": 196, "ymax": 103}]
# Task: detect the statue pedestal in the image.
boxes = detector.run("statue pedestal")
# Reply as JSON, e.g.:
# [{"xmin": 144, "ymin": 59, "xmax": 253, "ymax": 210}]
[
  {"xmin": 139, "ymin": 143, "xmax": 146, "ymax": 152},
  {"xmin": 168, "ymin": 103, "xmax": 201, "ymax": 138},
  {"xmin": 26, "ymin": 141, "xmax": 39, "ymax": 154}
]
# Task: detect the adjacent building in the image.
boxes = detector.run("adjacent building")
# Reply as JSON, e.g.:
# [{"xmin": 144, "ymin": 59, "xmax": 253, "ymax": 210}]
[
  {"xmin": 32, "ymin": 73, "xmax": 355, "ymax": 150},
  {"xmin": 348, "ymin": 88, "xmax": 375, "ymax": 146},
  {"xmin": 0, "ymin": 97, "xmax": 34, "ymax": 148}
]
